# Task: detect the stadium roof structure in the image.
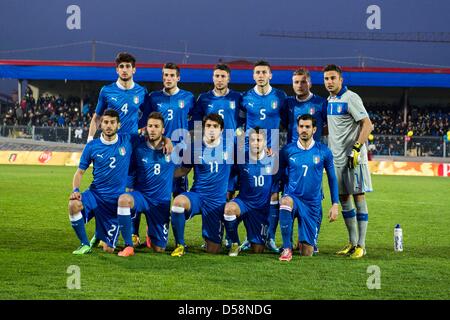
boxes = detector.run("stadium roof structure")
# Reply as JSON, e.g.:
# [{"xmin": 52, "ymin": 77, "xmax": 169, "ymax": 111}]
[{"xmin": 1, "ymin": 60, "xmax": 450, "ymax": 88}]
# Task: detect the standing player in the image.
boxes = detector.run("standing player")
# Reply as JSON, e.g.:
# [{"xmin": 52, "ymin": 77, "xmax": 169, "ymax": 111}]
[
  {"xmin": 278, "ymin": 114, "xmax": 339, "ymax": 261},
  {"xmin": 323, "ymin": 64, "xmax": 373, "ymax": 259},
  {"xmin": 223, "ymin": 127, "xmax": 279, "ymax": 256},
  {"xmin": 284, "ymin": 68, "xmax": 328, "ymax": 254},
  {"xmin": 194, "ymin": 63, "xmax": 243, "ymax": 142},
  {"xmin": 241, "ymin": 60, "xmax": 287, "ymax": 253},
  {"xmin": 135, "ymin": 62, "xmax": 195, "ymax": 243},
  {"xmin": 170, "ymin": 114, "xmax": 232, "ymax": 256},
  {"xmin": 68, "ymin": 109, "xmax": 135, "ymax": 256},
  {"xmin": 88, "ymin": 52, "xmax": 147, "ymax": 141},
  {"xmin": 285, "ymin": 68, "xmax": 328, "ymax": 144},
  {"xmin": 116, "ymin": 112, "xmax": 176, "ymax": 253}
]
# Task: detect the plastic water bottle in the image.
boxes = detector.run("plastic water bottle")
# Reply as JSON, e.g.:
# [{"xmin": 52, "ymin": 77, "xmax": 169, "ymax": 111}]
[{"xmin": 394, "ymin": 224, "xmax": 403, "ymax": 252}]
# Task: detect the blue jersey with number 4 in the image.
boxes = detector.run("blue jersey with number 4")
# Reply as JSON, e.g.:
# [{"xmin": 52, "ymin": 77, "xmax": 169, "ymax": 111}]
[{"xmin": 95, "ymin": 82, "xmax": 147, "ymax": 134}]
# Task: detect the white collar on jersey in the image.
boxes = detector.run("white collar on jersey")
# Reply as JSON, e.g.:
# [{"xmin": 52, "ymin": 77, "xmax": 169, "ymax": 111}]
[
  {"xmin": 116, "ymin": 80, "xmax": 135, "ymax": 90},
  {"xmin": 146, "ymin": 139, "xmax": 163, "ymax": 150},
  {"xmin": 163, "ymin": 87, "xmax": 180, "ymax": 96},
  {"xmin": 253, "ymin": 85, "xmax": 272, "ymax": 96},
  {"xmin": 297, "ymin": 139, "xmax": 315, "ymax": 150},
  {"xmin": 212, "ymin": 88, "xmax": 230, "ymax": 97},
  {"xmin": 203, "ymin": 136, "xmax": 222, "ymax": 148},
  {"xmin": 249, "ymin": 151, "xmax": 266, "ymax": 161},
  {"xmin": 100, "ymin": 133, "xmax": 119, "ymax": 145},
  {"xmin": 296, "ymin": 92, "xmax": 313, "ymax": 103}
]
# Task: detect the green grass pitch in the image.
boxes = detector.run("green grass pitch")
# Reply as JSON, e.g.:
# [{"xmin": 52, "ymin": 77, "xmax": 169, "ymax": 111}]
[{"xmin": 0, "ymin": 164, "xmax": 449, "ymax": 299}]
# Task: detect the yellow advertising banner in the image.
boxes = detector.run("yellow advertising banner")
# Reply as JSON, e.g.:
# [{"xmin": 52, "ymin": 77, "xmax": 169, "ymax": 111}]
[
  {"xmin": 368, "ymin": 161, "xmax": 450, "ymax": 177},
  {"xmin": 1, "ymin": 151, "xmax": 449, "ymax": 177},
  {"xmin": 0, "ymin": 151, "xmax": 82, "ymax": 166}
]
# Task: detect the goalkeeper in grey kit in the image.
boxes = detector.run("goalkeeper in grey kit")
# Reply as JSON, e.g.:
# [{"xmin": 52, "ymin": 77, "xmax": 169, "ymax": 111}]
[{"xmin": 323, "ymin": 64, "xmax": 373, "ymax": 259}]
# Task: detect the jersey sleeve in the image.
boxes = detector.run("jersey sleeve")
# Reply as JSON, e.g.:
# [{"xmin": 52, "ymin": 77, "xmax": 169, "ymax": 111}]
[
  {"xmin": 348, "ymin": 93, "xmax": 369, "ymax": 122},
  {"xmin": 191, "ymin": 95, "xmax": 205, "ymax": 123},
  {"xmin": 138, "ymin": 93, "xmax": 155, "ymax": 129},
  {"xmin": 324, "ymin": 147, "xmax": 339, "ymax": 204},
  {"xmin": 78, "ymin": 143, "xmax": 92, "ymax": 170},
  {"xmin": 95, "ymin": 87, "xmax": 107, "ymax": 116}
]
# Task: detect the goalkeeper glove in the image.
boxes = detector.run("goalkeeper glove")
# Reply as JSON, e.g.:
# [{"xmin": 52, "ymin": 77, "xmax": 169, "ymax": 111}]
[{"xmin": 348, "ymin": 142, "xmax": 362, "ymax": 169}]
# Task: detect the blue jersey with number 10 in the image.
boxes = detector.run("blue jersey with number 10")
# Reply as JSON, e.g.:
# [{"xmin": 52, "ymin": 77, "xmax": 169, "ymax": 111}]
[
  {"xmin": 95, "ymin": 82, "xmax": 147, "ymax": 134},
  {"xmin": 233, "ymin": 153, "xmax": 279, "ymax": 209}
]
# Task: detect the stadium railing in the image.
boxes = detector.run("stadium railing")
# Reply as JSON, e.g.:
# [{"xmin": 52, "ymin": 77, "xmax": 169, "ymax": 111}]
[{"xmin": 0, "ymin": 126, "xmax": 448, "ymax": 158}]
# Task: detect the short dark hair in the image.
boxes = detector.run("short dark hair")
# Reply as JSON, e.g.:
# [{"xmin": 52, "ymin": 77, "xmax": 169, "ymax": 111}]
[
  {"xmin": 147, "ymin": 111, "xmax": 165, "ymax": 127},
  {"xmin": 214, "ymin": 63, "xmax": 231, "ymax": 74},
  {"xmin": 293, "ymin": 68, "xmax": 311, "ymax": 79},
  {"xmin": 254, "ymin": 60, "xmax": 271, "ymax": 70},
  {"xmin": 163, "ymin": 62, "xmax": 180, "ymax": 76},
  {"xmin": 115, "ymin": 52, "xmax": 136, "ymax": 67},
  {"xmin": 203, "ymin": 113, "xmax": 224, "ymax": 130},
  {"xmin": 323, "ymin": 64, "xmax": 342, "ymax": 76},
  {"xmin": 249, "ymin": 126, "xmax": 266, "ymax": 141},
  {"xmin": 297, "ymin": 113, "xmax": 316, "ymax": 127},
  {"xmin": 103, "ymin": 109, "xmax": 120, "ymax": 122}
]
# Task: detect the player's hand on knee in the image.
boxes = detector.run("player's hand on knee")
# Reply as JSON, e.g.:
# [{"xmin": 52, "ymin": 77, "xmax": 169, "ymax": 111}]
[{"xmin": 348, "ymin": 142, "xmax": 362, "ymax": 169}]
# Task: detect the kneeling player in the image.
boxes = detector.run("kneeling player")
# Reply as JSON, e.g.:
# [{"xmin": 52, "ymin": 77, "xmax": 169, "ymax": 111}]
[
  {"xmin": 170, "ymin": 113, "xmax": 232, "ymax": 256},
  {"xmin": 278, "ymin": 114, "xmax": 339, "ymax": 261},
  {"xmin": 68, "ymin": 109, "xmax": 135, "ymax": 256},
  {"xmin": 223, "ymin": 127, "xmax": 278, "ymax": 256},
  {"xmin": 118, "ymin": 112, "xmax": 176, "ymax": 254}
]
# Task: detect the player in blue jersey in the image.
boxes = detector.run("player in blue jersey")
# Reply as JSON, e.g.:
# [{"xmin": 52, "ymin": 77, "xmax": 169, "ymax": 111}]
[
  {"xmin": 193, "ymin": 63, "xmax": 245, "ymax": 247},
  {"xmin": 284, "ymin": 68, "xmax": 329, "ymax": 254},
  {"xmin": 170, "ymin": 113, "xmax": 232, "ymax": 256},
  {"xmin": 324, "ymin": 64, "xmax": 373, "ymax": 259},
  {"xmin": 223, "ymin": 127, "xmax": 279, "ymax": 256},
  {"xmin": 116, "ymin": 112, "xmax": 176, "ymax": 254},
  {"xmin": 194, "ymin": 63, "xmax": 244, "ymax": 144},
  {"xmin": 88, "ymin": 52, "xmax": 147, "ymax": 141},
  {"xmin": 241, "ymin": 60, "xmax": 287, "ymax": 253},
  {"xmin": 68, "ymin": 109, "xmax": 137, "ymax": 256},
  {"xmin": 278, "ymin": 114, "xmax": 339, "ymax": 261},
  {"xmin": 134, "ymin": 62, "xmax": 195, "ymax": 245},
  {"xmin": 285, "ymin": 68, "xmax": 328, "ymax": 144}
]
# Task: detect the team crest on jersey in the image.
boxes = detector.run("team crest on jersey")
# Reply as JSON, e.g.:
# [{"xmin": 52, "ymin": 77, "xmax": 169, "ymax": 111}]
[
  {"xmin": 337, "ymin": 105, "xmax": 342, "ymax": 113},
  {"xmin": 179, "ymin": 100, "xmax": 185, "ymax": 109},
  {"xmin": 271, "ymin": 101, "xmax": 278, "ymax": 109},
  {"xmin": 223, "ymin": 151, "xmax": 228, "ymax": 161},
  {"xmin": 309, "ymin": 107, "xmax": 315, "ymax": 115},
  {"xmin": 313, "ymin": 155, "xmax": 321, "ymax": 164},
  {"xmin": 134, "ymin": 96, "xmax": 139, "ymax": 104},
  {"xmin": 119, "ymin": 147, "xmax": 126, "ymax": 156},
  {"xmin": 230, "ymin": 101, "xmax": 236, "ymax": 109},
  {"xmin": 165, "ymin": 154, "xmax": 171, "ymax": 163},
  {"xmin": 265, "ymin": 166, "xmax": 272, "ymax": 174}
]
